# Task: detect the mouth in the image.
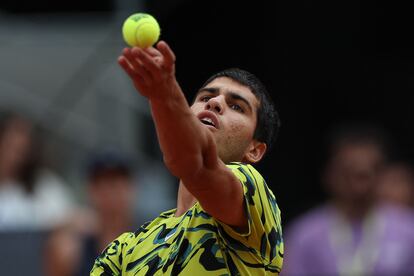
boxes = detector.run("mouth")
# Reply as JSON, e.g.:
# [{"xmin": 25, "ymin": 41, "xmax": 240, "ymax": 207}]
[
  {"xmin": 200, "ymin": 117, "xmax": 216, "ymax": 127},
  {"xmin": 197, "ymin": 111, "xmax": 219, "ymax": 129}
]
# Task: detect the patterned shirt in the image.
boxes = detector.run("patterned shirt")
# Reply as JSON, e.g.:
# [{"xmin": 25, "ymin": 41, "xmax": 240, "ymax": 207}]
[{"xmin": 90, "ymin": 163, "xmax": 284, "ymax": 275}]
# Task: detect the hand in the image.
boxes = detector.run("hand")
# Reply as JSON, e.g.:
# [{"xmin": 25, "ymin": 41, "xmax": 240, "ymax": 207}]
[{"xmin": 118, "ymin": 41, "xmax": 177, "ymax": 100}]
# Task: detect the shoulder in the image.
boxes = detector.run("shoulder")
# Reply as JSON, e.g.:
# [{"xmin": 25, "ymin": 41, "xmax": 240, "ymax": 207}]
[
  {"xmin": 99, "ymin": 231, "xmax": 135, "ymax": 262},
  {"xmin": 226, "ymin": 162, "xmax": 263, "ymax": 177},
  {"xmin": 110, "ymin": 232, "xmax": 135, "ymax": 248},
  {"xmin": 226, "ymin": 162, "xmax": 266, "ymax": 189},
  {"xmin": 377, "ymin": 204, "xmax": 414, "ymax": 236},
  {"xmin": 226, "ymin": 162, "xmax": 277, "ymax": 204}
]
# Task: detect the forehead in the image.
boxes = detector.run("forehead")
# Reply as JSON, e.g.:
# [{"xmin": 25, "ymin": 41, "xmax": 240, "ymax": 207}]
[
  {"xmin": 201, "ymin": 77, "xmax": 259, "ymax": 107},
  {"xmin": 334, "ymin": 143, "xmax": 384, "ymax": 169}
]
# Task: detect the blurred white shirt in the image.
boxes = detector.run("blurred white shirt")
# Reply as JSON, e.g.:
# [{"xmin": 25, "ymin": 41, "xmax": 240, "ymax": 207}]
[{"xmin": 0, "ymin": 169, "xmax": 74, "ymax": 231}]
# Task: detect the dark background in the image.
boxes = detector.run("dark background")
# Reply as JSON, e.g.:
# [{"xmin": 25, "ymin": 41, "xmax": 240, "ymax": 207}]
[
  {"xmin": 148, "ymin": 0, "xmax": 414, "ymax": 224},
  {"xmin": 2, "ymin": 0, "xmax": 413, "ymax": 225}
]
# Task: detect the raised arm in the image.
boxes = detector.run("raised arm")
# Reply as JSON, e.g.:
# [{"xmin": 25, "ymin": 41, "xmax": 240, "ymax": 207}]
[{"xmin": 118, "ymin": 41, "xmax": 246, "ymax": 228}]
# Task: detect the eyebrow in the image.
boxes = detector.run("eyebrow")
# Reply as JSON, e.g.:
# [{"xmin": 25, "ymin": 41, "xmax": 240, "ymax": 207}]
[{"xmin": 197, "ymin": 87, "xmax": 254, "ymax": 112}]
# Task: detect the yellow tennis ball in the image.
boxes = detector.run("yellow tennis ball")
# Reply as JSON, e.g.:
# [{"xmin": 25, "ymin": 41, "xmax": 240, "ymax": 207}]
[{"xmin": 122, "ymin": 13, "xmax": 160, "ymax": 48}]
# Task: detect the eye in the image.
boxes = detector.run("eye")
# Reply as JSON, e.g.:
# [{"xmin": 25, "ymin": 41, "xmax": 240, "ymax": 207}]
[
  {"xmin": 230, "ymin": 103, "xmax": 244, "ymax": 113},
  {"xmin": 200, "ymin": 96, "xmax": 211, "ymax": 102}
]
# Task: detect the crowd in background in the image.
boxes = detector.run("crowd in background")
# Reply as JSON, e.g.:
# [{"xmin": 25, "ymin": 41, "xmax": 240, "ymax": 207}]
[
  {"xmin": 0, "ymin": 110, "xmax": 143, "ymax": 275},
  {"xmin": 1, "ymin": 109, "xmax": 414, "ymax": 276},
  {"xmin": 282, "ymin": 124, "xmax": 414, "ymax": 275},
  {"xmin": 0, "ymin": 111, "xmax": 73, "ymax": 230}
]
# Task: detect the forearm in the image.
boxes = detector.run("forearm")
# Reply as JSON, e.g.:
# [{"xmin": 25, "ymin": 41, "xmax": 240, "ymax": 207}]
[
  {"xmin": 149, "ymin": 82, "xmax": 245, "ymax": 227},
  {"xmin": 118, "ymin": 43, "xmax": 247, "ymax": 227},
  {"xmin": 149, "ymin": 80, "xmax": 216, "ymax": 178}
]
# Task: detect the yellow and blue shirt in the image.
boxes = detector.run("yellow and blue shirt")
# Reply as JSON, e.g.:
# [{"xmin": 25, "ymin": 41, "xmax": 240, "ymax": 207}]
[{"xmin": 90, "ymin": 163, "xmax": 283, "ymax": 275}]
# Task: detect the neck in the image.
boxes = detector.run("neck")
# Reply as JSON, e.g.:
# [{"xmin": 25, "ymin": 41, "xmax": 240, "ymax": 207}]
[
  {"xmin": 175, "ymin": 180, "xmax": 197, "ymax": 217},
  {"xmin": 333, "ymin": 199, "xmax": 373, "ymax": 221}
]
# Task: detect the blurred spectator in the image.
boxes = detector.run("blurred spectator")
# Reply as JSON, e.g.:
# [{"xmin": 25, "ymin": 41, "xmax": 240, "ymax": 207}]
[
  {"xmin": 282, "ymin": 123, "xmax": 414, "ymax": 276},
  {"xmin": 0, "ymin": 111, "xmax": 73, "ymax": 230},
  {"xmin": 376, "ymin": 162, "xmax": 414, "ymax": 208},
  {"xmin": 44, "ymin": 151, "xmax": 140, "ymax": 276}
]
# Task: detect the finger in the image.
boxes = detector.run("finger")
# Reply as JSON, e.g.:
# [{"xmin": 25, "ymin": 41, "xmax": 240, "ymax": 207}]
[
  {"xmin": 119, "ymin": 54, "xmax": 151, "ymax": 87},
  {"xmin": 123, "ymin": 48, "xmax": 142, "ymax": 72},
  {"xmin": 145, "ymin": 47, "xmax": 163, "ymax": 64},
  {"xmin": 144, "ymin": 47, "xmax": 162, "ymax": 58},
  {"xmin": 118, "ymin": 56, "xmax": 136, "ymax": 79},
  {"xmin": 156, "ymin": 41, "xmax": 176, "ymax": 69},
  {"xmin": 132, "ymin": 47, "xmax": 160, "ymax": 77},
  {"xmin": 118, "ymin": 57, "xmax": 149, "ymax": 93},
  {"xmin": 127, "ymin": 47, "xmax": 153, "ymax": 82}
]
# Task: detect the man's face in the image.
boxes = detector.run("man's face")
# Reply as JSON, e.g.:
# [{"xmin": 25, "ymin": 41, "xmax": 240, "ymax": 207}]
[
  {"xmin": 89, "ymin": 172, "xmax": 134, "ymax": 216},
  {"xmin": 326, "ymin": 143, "xmax": 384, "ymax": 204},
  {"xmin": 190, "ymin": 77, "xmax": 260, "ymax": 163},
  {"xmin": 0, "ymin": 118, "xmax": 32, "ymax": 177}
]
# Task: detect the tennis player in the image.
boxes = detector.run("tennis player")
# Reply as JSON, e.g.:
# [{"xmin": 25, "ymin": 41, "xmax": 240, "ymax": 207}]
[{"xmin": 90, "ymin": 41, "xmax": 284, "ymax": 275}]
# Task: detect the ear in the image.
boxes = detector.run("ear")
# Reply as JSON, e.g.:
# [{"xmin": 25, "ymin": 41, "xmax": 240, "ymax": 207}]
[{"xmin": 242, "ymin": 140, "xmax": 267, "ymax": 164}]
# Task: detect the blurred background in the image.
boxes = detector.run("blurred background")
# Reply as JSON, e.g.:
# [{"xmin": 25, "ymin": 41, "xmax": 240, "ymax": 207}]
[{"xmin": 1, "ymin": 0, "xmax": 414, "ymax": 275}]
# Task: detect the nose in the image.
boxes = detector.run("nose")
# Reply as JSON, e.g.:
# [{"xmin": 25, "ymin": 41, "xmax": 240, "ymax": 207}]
[{"xmin": 205, "ymin": 96, "xmax": 224, "ymax": 114}]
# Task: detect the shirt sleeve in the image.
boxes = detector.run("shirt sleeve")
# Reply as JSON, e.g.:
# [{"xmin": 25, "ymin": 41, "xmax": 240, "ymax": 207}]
[
  {"xmin": 216, "ymin": 163, "xmax": 284, "ymax": 265},
  {"xmin": 90, "ymin": 232, "xmax": 131, "ymax": 276}
]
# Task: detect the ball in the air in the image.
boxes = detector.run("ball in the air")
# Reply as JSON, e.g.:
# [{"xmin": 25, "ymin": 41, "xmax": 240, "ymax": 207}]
[{"xmin": 122, "ymin": 13, "xmax": 160, "ymax": 48}]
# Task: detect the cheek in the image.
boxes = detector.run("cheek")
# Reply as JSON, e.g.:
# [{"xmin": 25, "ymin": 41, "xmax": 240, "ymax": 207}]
[
  {"xmin": 218, "ymin": 119, "xmax": 255, "ymax": 154},
  {"xmin": 190, "ymin": 102, "xmax": 203, "ymax": 113},
  {"xmin": 228, "ymin": 117, "xmax": 255, "ymax": 138},
  {"xmin": 229, "ymin": 124, "xmax": 245, "ymax": 136}
]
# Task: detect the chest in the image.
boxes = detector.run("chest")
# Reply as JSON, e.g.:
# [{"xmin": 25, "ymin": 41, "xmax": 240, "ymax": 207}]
[{"xmin": 122, "ymin": 210, "xmax": 228, "ymax": 275}]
